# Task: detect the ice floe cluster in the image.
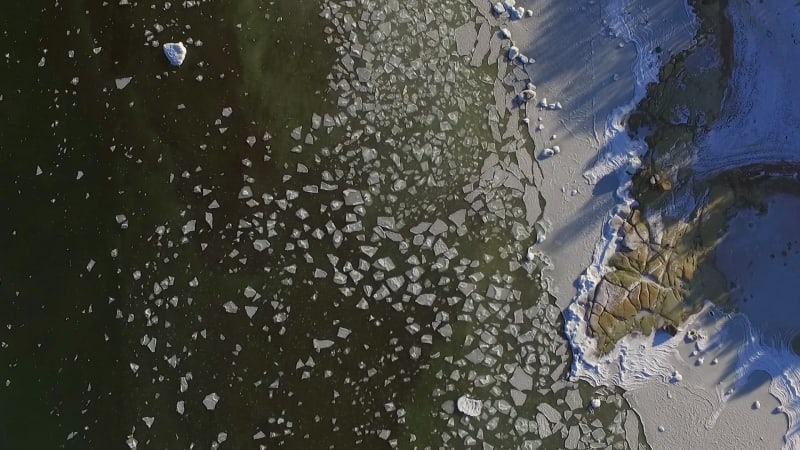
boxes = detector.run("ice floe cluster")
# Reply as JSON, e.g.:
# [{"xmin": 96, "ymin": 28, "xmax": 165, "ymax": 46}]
[{"xmin": 20, "ymin": 0, "xmax": 644, "ymax": 447}]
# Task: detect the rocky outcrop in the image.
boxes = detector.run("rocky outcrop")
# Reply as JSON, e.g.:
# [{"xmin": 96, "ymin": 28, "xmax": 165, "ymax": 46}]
[
  {"xmin": 587, "ymin": 209, "xmax": 706, "ymax": 352},
  {"xmin": 586, "ymin": 0, "xmax": 735, "ymax": 353}
]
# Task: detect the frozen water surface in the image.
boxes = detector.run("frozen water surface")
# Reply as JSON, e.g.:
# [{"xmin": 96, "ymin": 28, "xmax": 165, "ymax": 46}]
[{"xmin": 0, "ymin": 0, "xmax": 642, "ymax": 448}]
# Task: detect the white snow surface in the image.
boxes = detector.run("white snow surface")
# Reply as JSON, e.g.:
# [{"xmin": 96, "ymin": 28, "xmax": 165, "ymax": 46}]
[{"xmin": 695, "ymin": 1, "xmax": 800, "ymax": 178}]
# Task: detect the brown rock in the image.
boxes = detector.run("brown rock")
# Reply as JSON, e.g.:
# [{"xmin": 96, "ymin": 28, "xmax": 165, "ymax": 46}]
[
  {"xmin": 630, "ymin": 208, "xmax": 642, "ymax": 225},
  {"xmin": 682, "ymin": 254, "xmax": 697, "ymax": 281},
  {"xmin": 598, "ymin": 311, "xmax": 617, "ymax": 337},
  {"xmin": 641, "ymin": 315, "xmax": 656, "ymax": 336},
  {"xmin": 633, "ymin": 244, "xmax": 649, "ymax": 272},
  {"xmin": 609, "ymin": 252, "xmax": 635, "ymax": 273},
  {"xmin": 621, "ymin": 229, "xmax": 644, "ymax": 251},
  {"xmin": 634, "ymin": 221, "xmax": 650, "ymax": 243},
  {"xmin": 609, "ymin": 298, "xmax": 638, "ymax": 320},
  {"xmin": 629, "ymin": 283, "xmax": 642, "ymax": 310},
  {"xmin": 639, "ymin": 281, "xmax": 661, "ymax": 310},
  {"xmin": 666, "ymin": 254, "xmax": 686, "ymax": 288},
  {"xmin": 660, "ymin": 288, "xmax": 683, "ymax": 323},
  {"xmin": 593, "ymin": 278, "xmax": 628, "ymax": 310},
  {"xmin": 662, "ymin": 222, "xmax": 688, "ymax": 248},
  {"xmin": 645, "ymin": 255, "xmax": 666, "ymax": 282},
  {"xmin": 605, "ymin": 270, "xmax": 639, "ymax": 290}
]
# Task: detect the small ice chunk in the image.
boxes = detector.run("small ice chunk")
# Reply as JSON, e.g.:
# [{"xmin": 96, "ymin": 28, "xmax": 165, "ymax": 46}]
[
  {"xmin": 695, "ymin": 357, "xmax": 704, "ymax": 366},
  {"xmin": 415, "ymin": 293, "xmax": 435, "ymax": 306},
  {"xmin": 590, "ymin": 398, "xmax": 601, "ymax": 409},
  {"xmin": 671, "ymin": 371, "xmax": 683, "ymax": 383},
  {"xmin": 238, "ymin": 186, "xmax": 253, "ymax": 199},
  {"xmin": 537, "ymin": 403, "xmax": 561, "ymax": 425},
  {"xmin": 203, "ymin": 392, "xmax": 220, "ymax": 410},
  {"xmin": 428, "ymin": 219, "xmax": 448, "ymax": 236},
  {"xmin": 565, "ymin": 389, "xmax": 582, "ymax": 410},
  {"xmin": 519, "ymin": 89, "xmax": 536, "ymax": 102},
  {"xmin": 343, "ymin": 189, "xmax": 364, "ymax": 206},
  {"xmin": 508, "ymin": 46, "xmax": 520, "ymax": 60},
  {"xmin": 753, "ymin": 400, "xmax": 761, "ymax": 410},
  {"xmin": 566, "ymin": 426, "xmax": 579, "ymax": 449},
  {"xmin": 115, "ymin": 77, "xmax": 133, "ymax": 90},
  {"xmin": 163, "ymin": 42, "xmax": 187, "ymax": 66},
  {"xmin": 313, "ymin": 338, "xmax": 334, "ymax": 350},
  {"xmin": 464, "ymin": 347, "xmax": 484, "ymax": 364},
  {"xmin": 456, "ymin": 395, "xmax": 482, "ymax": 417},
  {"xmin": 510, "ymin": 389, "xmax": 527, "ymax": 406},
  {"xmin": 337, "ymin": 327, "xmax": 352, "ymax": 339}
]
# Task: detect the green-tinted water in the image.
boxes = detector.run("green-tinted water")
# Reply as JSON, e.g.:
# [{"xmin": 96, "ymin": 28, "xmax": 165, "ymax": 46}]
[{"xmin": 0, "ymin": 0, "xmax": 641, "ymax": 448}]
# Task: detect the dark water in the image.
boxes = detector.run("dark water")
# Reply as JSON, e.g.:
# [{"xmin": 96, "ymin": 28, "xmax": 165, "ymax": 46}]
[{"xmin": 0, "ymin": 0, "xmax": 639, "ymax": 448}]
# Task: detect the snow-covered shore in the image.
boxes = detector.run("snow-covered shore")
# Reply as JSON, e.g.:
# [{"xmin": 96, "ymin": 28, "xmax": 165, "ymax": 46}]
[{"xmin": 518, "ymin": 0, "xmax": 800, "ymax": 447}]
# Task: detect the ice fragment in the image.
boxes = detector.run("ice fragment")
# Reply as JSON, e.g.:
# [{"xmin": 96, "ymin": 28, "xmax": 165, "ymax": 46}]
[{"xmin": 163, "ymin": 42, "xmax": 187, "ymax": 66}]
